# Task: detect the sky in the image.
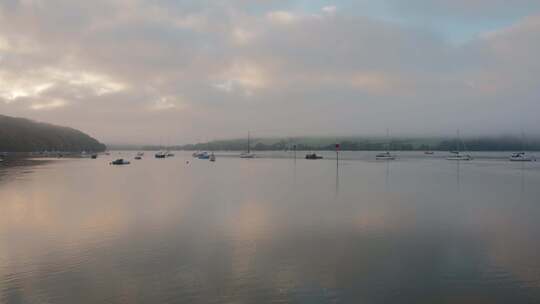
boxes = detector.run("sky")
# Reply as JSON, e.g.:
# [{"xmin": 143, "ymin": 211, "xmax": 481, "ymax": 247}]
[{"xmin": 1, "ymin": 0, "xmax": 540, "ymax": 144}]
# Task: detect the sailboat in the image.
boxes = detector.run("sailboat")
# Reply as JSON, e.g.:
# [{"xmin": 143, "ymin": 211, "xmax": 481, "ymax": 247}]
[
  {"xmin": 376, "ymin": 129, "xmax": 396, "ymax": 160},
  {"xmin": 509, "ymin": 131, "xmax": 536, "ymax": 161},
  {"xmin": 240, "ymin": 131, "xmax": 255, "ymax": 158},
  {"xmin": 447, "ymin": 130, "xmax": 472, "ymax": 161}
]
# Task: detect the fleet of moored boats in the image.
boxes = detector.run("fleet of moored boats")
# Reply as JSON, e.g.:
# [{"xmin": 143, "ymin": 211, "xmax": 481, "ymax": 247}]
[{"xmin": 0, "ymin": 131, "xmax": 536, "ymax": 165}]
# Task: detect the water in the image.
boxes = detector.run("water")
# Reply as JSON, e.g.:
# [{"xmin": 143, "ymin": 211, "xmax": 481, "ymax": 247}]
[{"xmin": 1, "ymin": 152, "xmax": 540, "ymax": 303}]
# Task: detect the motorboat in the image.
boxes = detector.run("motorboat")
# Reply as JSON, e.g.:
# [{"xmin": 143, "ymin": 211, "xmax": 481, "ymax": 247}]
[
  {"xmin": 166, "ymin": 151, "xmax": 175, "ymax": 157},
  {"xmin": 110, "ymin": 158, "xmax": 130, "ymax": 165},
  {"xmin": 155, "ymin": 151, "xmax": 167, "ymax": 158},
  {"xmin": 447, "ymin": 151, "xmax": 472, "ymax": 161},
  {"xmin": 198, "ymin": 151, "xmax": 210, "ymax": 159},
  {"xmin": 134, "ymin": 156, "xmax": 142, "ymax": 160},
  {"xmin": 509, "ymin": 152, "xmax": 535, "ymax": 162},
  {"xmin": 305, "ymin": 153, "xmax": 323, "ymax": 160},
  {"xmin": 91, "ymin": 154, "xmax": 98, "ymax": 159},
  {"xmin": 424, "ymin": 151, "xmax": 434, "ymax": 155},
  {"xmin": 136, "ymin": 152, "xmax": 144, "ymax": 157},
  {"xmin": 376, "ymin": 151, "xmax": 396, "ymax": 160}
]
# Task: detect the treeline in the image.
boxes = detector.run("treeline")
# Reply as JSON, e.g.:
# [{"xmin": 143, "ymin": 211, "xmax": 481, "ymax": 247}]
[
  {"xmin": 0, "ymin": 115, "xmax": 106, "ymax": 152},
  {"xmin": 174, "ymin": 136, "xmax": 540, "ymax": 152}
]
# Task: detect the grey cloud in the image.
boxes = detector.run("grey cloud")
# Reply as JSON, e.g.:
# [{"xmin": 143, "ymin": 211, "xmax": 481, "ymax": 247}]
[{"xmin": 1, "ymin": 1, "xmax": 540, "ymax": 144}]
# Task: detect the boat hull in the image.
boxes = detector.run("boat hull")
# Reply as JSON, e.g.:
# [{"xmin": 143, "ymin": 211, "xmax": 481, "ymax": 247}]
[{"xmin": 447, "ymin": 157, "xmax": 472, "ymax": 161}]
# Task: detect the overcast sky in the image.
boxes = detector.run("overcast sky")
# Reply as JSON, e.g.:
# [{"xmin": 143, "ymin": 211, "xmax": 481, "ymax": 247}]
[{"xmin": 1, "ymin": 0, "xmax": 540, "ymax": 144}]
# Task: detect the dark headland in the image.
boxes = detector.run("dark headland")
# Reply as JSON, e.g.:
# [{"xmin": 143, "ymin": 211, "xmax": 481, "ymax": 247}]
[{"xmin": 0, "ymin": 114, "xmax": 106, "ymax": 152}]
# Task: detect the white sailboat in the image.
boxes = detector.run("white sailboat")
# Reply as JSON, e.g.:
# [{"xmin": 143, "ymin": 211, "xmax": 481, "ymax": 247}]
[
  {"xmin": 376, "ymin": 129, "xmax": 396, "ymax": 160},
  {"xmin": 509, "ymin": 131, "xmax": 536, "ymax": 161},
  {"xmin": 447, "ymin": 130, "xmax": 472, "ymax": 161},
  {"xmin": 240, "ymin": 131, "xmax": 255, "ymax": 158},
  {"xmin": 509, "ymin": 152, "xmax": 535, "ymax": 162}
]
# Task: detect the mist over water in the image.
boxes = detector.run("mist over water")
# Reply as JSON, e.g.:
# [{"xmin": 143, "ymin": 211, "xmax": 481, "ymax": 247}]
[{"xmin": 1, "ymin": 152, "xmax": 540, "ymax": 303}]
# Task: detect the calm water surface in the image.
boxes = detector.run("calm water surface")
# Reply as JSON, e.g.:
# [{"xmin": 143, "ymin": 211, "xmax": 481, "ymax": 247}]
[{"xmin": 1, "ymin": 152, "xmax": 540, "ymax": 303}]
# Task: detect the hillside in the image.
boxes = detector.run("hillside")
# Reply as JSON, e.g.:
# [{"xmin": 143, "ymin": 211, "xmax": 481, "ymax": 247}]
[
  {"xmin": 171, "ymin": 135, "xmax": 540, "ymax": 152},
  {"xmin": 0, "ymin": 115, "xmax": 106, "ymax": 152}
]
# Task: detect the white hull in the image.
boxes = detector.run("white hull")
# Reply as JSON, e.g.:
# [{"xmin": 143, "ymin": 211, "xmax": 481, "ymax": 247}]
[
  {"xmin": 509, "ymin": 157, "xmax": 534, "ymax": 162},
  {"xmin": 240, "ymin": 153, "xmax": 255, "ymax": 159},
  {"xmin": 447, "ymin": 156, "xmax": 472, "ymax": 161},
  {"xmin": 376, "ymin": 152, "xmax": 396, "ymax": 160},
  {"xmin": 509, "ymin": 153, "xmax": 535, "ymax": 162}
]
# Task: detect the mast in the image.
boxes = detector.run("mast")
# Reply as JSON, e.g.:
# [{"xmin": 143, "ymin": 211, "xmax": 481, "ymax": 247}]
[
  {"xmin": 456, "ymin": 129, "xmax": 460, "ymax": 153},
  {"xmin": 247, "ymin": 131, "xmax": 250, "ymax": 154},
  {"xmin": 386, "ymin": 128, "xmax": 390, "ymax": 153}
]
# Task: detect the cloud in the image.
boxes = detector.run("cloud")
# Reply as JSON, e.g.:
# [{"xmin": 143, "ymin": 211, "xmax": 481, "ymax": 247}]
[
  {"xmin": 1, "ymin": 1, "xmax": 540, "ymax": 143},
  {"xmin": 266, "ymin": 10, "xmax": 298, "ymax": 25},
  {"xmin": 30, "ymin": 98, "xmax": 67, "ymax": 110}
]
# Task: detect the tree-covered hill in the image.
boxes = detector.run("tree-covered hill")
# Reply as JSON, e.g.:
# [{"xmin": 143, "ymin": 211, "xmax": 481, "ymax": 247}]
[
  {"xmin": 0, "ymin": 115, "xmax": 106, "ymax": 152},
  {"xmin": 172, "ymin": 135, "xmax": 540, "ymax": 152}
]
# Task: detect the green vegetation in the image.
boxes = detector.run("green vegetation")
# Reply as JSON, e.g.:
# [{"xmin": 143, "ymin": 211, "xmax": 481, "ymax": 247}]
[
  {"xmin": 0, "ymin": 115, "xmax": 106, "ymax": 152},
  {"xmin": 173, "ymin": 135, "xmax": 540, "ymax": 152}
]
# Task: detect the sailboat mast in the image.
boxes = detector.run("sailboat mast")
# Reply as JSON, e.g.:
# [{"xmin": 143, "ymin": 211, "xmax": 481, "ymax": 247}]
[
  {"xmin": 456, "ymin": 129, "xmax": 460, "ymax": 153},
  {"xmin": 386, "ymin": 128, "xmax": 390, "ymax": 153},
  {"xmin": 247, "ymin": 131, "xmax": 250, "ymax": 154}
]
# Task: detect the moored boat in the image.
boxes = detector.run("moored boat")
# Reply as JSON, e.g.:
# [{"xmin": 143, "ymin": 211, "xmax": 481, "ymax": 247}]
[
  {"xmin": 305, "ymin": 153, "xmax": 323, "ymax": 160},
  {"xmin": 240, "ymin": 131, "xmax": 256, "ymax": 158},
  {"xmin": 155, "ymin": 151, "xmax": 167, "ymax": 158},
  {"xmin": 447, "ymin": 151, "xmax": 472, "ymax": 161},
  {"xmin": 376, "ymin": 151, "xmax": 396, "ymax": 160},
  {"xmin": 509, "ymin": 152, "xmax": 535, "ymax": 162},
  {"xmin": 197, "ymin": 151, "xmax": 210, "ymax": 159},
  {"xmin": 110, "ymin": 158, "xmax": 130, "ymax": 165}
]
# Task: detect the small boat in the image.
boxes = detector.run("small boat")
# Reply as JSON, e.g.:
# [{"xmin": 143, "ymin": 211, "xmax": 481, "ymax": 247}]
[
  {"xmin": 376, "ymin": 129, "xmax": 396, "ymax": 160},
  {"xmin": 198, "ymin": 151, "xmax": 210, "ymax": 159},
  {"xmin": 209, "ymin": 153, "xmax": 216, "ymax": 162},
  {"xmin": 376, "ymin": 151, "xmax": 396, "ymax": 160},
  {"xmin": 166, "ymin": 151, "xmax": 175, "ymax": 157},
  {"xmin": 155, "ymin": 151, "xmax": 167, "ymax": 158},
  {"xmin": 240, "ymin": 131, "xmax": 256, "ymax": 159},
  {"xmin": 192, "ymin": 151, "xmax": 207, "ymax": 158},
  {"xmin": 447, "ymin": 151, "xmax": 472, "ymax": 161},
  {"xmin": 305, "ymin": 153, "xmax": 323, "ymax": 160},
  {"xmin": 136, "ymin": 152, "xmax": 144, "ymax": 157},
  {"xmin": 509, "ymin": 131, "xmax": 536, "ymax": 162},
  {"xmin": 110, "ymin": 158, "xmax": 130, "ymax": 165},
  {"xmin": 509, "ymin": 152, "xmax": 535, "ymax": 162},
  {"xmin": 240, "ymin": 152, "xmax": 255, "ymax": 158},
  {"xmin": 447, "ymin": 130, "xmax": 472, "ymax": 161},
  {"xmin": 134, "ymin": 156, "xmax": 142, "ymax": 160},
  {"xmin": 91, "ymin": 154, "xmax": 98, "ymax": 159},
  {"xmin": 424, "ymin": 151, "xmax": 434, "ymax": 155}
]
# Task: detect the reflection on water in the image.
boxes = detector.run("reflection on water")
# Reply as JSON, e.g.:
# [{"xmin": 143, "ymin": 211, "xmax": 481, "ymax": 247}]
[{"xmin": 1, "ymin": 152, "xmax": 540, "ymax": 303}]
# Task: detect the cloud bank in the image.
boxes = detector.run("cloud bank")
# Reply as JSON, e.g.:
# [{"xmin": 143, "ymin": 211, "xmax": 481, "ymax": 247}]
[{"xmin": 1, "ymin": 0, "xmax": 539, "ymax": 144}]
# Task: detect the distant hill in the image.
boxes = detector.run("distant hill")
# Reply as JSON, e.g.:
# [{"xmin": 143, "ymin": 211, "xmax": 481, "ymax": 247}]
[
  {"xmin": 0, "ymin": 115, "xmax": 106, "ymax": 152},
  {"xmin": 170, "ymin": 135, "xmax": 540, "ymax": 152}
]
